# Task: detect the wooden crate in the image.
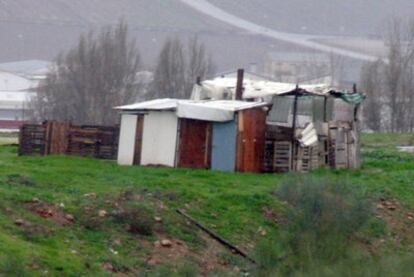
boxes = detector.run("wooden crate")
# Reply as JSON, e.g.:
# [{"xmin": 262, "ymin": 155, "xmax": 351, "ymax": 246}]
[{"xmin": 273, "ymin": 141, "xmax": 292, "ymax": 173}]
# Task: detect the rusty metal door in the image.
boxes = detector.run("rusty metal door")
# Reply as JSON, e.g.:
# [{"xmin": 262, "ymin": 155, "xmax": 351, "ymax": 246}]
[{"xmin": 178, "ymin": 119, "xmax": 211, "ymax": 169}]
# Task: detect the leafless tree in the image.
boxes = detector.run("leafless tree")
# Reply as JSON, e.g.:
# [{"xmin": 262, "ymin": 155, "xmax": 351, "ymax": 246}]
[
  {"xmin": 185, "ymin": 36, "xmax": 215, "ymax": 95},
  {"xmin": 151, "ymin": 37, "xmax": 186, "ymax": 98},
  {"xmin": 360, "ymin": 61, "xmax": 384, "ymax": 131},
  {"xmin": 32, "ymin": 21, "xmax": 142, "ymax": 125},
  {"xmin": 150, "ymin": 36, "xmax": 215, "ymax": 99},
  {"xmin": 360, "ymin": 19, "xmax": 414, "ymax": 132}
]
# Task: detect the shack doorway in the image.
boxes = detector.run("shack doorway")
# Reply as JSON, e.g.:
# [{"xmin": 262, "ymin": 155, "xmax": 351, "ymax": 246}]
[
  {"xmin": 211, "ymin": 121, "xmax": 237, "ymax": 172},
  {"xmin": 178, "ymin": 119, "xmax": 211, "ymax": 169}
]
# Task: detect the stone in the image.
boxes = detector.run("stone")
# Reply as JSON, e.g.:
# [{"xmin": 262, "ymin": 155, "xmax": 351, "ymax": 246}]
[
  {"xmin": 154, "ymin": 216, "xmax": 162, "ymax": 222},
  {"xmin": 14, "ymin": 219, "xmax": 25, "ymax": 226},
  {"xmin": 65, "ymin": 214, "xmax": 75, "ymax": 221},
  {"xmin": 32, "ymin": 197, "xmax": 40, "ymax": 203},
  {"xmin": 161, "ymin": 239, "xmax": 172, "ymax": 247},
  {"xmin": 84, "ymin": 192, "xmax": 97, "ymax": 198},
  {"xmin": 98, "ymin": 210, "xmax": 107, "ymax": 217}
]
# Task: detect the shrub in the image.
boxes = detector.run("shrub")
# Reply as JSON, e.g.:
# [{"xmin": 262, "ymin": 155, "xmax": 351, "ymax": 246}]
[
  {"xmin": 0, "ymin": 255, "xmax": 29, "ymax": 277},
  {"xmin": 113, "ymin": 203, "xmax": 155, "ymax": 236},
  {"xmin": 277, "ymin": 175, "xmax": 372, "ymax": 262},
  {"xmin": 254, "ymin": 175, "xmax": 374, "ymax": 275}
]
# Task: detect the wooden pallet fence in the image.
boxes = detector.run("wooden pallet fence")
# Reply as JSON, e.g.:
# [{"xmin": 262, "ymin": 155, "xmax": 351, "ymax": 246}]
[
  {"xmin": 19, "ymin": 121, "xmax": 119, "ymax": 160},
  {"xmin": 19, "ymin": 124, "xmax": 47, "ymax": 156}
]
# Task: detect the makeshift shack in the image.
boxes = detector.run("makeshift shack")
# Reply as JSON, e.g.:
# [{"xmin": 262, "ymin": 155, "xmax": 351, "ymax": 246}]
[
  {"xmin": 116, "ymin": 99, "xmax": 188, "ymax": 167},
  {"xmin": 176, "ymin": 100, "xmax": 268, "ymax": 173},
  {"xmin": 264, "ymin": 88, "xmax": 365, "ymax": 172},
  {"xmin": 192, "ymin": 71, "xmax": 366, "ymax": 172}
]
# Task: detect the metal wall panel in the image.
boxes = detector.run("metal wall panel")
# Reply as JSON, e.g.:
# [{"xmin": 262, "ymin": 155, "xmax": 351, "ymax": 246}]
[
  {"xmin": 117, "ymin": 114, "xmax": 138, "ymax": 165},
  {"xmin": 141, "ymin": 111, "xmax": 178, "ymax": 167},
  {"xmin": 178, "ymin": 119, "xmax": 211, "ymax": 169},
  {"xmin": 211, "ymin": 121, "xmax": 237, "ymax": 172}
]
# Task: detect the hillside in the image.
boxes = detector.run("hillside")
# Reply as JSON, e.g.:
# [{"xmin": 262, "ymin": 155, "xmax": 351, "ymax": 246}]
[
  {"xmin": 208, "ymin": 0, "xmax": 414, "ymax": 36},
  {"xmin": 0, "ymin": 134, "xmax": 414, "ymax": 275},
  {"xmin": 1, "ymin": 0, "xmax": 413, "ymax": 70}
]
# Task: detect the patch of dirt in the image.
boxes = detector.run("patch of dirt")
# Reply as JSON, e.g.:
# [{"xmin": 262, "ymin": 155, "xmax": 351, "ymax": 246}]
[
  {"xmin": 143, "ymin": 232, "xmax": 242, "ymax": 276},
  {"xmin": 101, "ymin": 262, "xmax": 129, "ymax": 275},
  {"xmin": 26, "ymin": 200, "xmax": 74, "ymax": 225},
  {"xmin": 262, "ymin": 206, "xmax": 286, "ymax": 225},
  {"xmin": 144, "ymin": 236, "xmax": 190, "ymax": 266},
  {"xmin": 14, "ymin": 218, "xmax": 53, "ymax": 234},
  {"xmin": 376, "ymin": 198, "xmax": 414, "ymax": 244}
]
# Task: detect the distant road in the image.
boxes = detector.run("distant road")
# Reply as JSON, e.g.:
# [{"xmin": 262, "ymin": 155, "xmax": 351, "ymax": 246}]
[{"xmin": 179, "ymin": 0, "xmax": 379, "ymax": 62}]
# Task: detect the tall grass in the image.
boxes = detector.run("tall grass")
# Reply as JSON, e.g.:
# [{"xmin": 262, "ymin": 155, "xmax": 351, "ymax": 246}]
[{"xmin": 254, "ymin": 175, "xmax": 374, "ymax": 276}]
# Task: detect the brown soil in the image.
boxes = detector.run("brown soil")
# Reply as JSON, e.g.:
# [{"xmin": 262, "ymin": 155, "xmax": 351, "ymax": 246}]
[
  {"xmin": 262, "ymin": 206, "xmax": 286, "ymax": 225},
  {"xmin": 26, "ymin": 201, "xmax": 74, "ymax": 225},
  {"xmin": 376, "ymin": 198, "xmax": 414, "ymax": 243},
  {"xmin": 142, "ymin": 232, "xmax": 242, "ymax": 276}
]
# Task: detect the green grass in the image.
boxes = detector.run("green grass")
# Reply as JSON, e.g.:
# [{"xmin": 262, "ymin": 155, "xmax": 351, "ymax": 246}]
[
  {"xmin": 0, "ymin": 133, "xmax": 413, "ymax": 275},
  {"xmin": 362, "ymin": 133, "xmax": 414, "ymax": 147}
]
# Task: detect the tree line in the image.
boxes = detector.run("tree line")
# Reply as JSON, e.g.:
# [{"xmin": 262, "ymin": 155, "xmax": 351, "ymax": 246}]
[
  {"xmin": 361, "ymin": 19, "xmax": 414, "ymax": 132},
  {"xmin": 32, "ymin": 21, "xmax": 215, "ymax": 125}
]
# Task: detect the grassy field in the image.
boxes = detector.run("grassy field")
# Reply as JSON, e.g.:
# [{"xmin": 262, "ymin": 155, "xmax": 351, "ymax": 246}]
[{"xmin": 0, "ymin": 133, "xmax": 413, "ymax": 276}]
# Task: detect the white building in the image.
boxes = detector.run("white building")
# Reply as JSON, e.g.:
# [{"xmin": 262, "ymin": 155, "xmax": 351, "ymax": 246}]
[{"xmin": 0, "ymin": 60, "xmax": 50, "ymax": 130}]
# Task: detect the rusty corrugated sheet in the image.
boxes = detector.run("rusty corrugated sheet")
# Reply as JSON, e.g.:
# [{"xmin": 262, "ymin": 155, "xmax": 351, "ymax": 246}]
[{"xmin": 178, "ymin": 119, "xmax": 211, "ymax": 169}]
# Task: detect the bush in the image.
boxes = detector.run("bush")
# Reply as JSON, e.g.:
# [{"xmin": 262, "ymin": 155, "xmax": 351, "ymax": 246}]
[
  {"xmin": 113, "ymin": 203, "xmax": 155, "ymax": 236},
  {"xmin": 254, "ymin": 175, "xmax": 374, "ymax": 275},
  {"xmin": 0, "ymin": 255, "xmax": 29, "ymax": 277},
  {"xmin": 277, "ymin": 176, "xmax": 372, "ymax": 261}
]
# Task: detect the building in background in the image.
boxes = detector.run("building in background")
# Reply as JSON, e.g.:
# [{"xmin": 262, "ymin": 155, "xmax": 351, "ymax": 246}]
[
  {"xmin": 0, "ymin": 60, "xmax": 50, "ymax": 130},
  {"xmin": 264, "ymin": 52, "xmax": 332, "ymax": 84}
]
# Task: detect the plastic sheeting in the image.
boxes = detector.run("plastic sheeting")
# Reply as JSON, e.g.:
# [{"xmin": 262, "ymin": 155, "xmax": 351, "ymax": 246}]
[
  {"xmin": 191, "ymin": 77, "xmax": 332, "ymax": 101},
  {"xmin": 177, "ymin": 100, "xmax": 268, "ymax": 122},
  {"xmin": 298, "ymin": 123, "xmax": 318, "ymax": 147}
]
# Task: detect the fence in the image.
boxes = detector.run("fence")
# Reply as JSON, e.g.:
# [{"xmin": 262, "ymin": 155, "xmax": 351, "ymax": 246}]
[{"xmin": 19, "ymin": 121, "xmax": 119, "ymax": 160}]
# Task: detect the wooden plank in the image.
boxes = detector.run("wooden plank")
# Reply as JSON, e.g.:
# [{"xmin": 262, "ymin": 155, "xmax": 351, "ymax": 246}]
[
  {"xmin": 236, "ymin": 108, "xmax": 267, "ymax": 173},
  {"xmin": 133, "ymin": 115, "xmax": 144, "ymax": 165}
]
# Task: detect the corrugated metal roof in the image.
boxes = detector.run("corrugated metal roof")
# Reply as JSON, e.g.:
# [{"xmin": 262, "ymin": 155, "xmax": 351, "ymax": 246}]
[
  {"xmin": 115, "ymin": 98, "xmax": 189, "ymax": 111},
  {"xmin": 177, "ymin": 100, "xmax": 268, "ymax": 122}
]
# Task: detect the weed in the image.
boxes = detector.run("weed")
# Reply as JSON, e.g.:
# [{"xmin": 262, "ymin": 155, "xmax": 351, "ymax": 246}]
[
  {"xmin": 278, "ymin": 176, "xmax": 372, "ymax": 261},
  {"xmin": 6, "ymin": 174, "xmax": 37, "ymax": 187},
  {"xmin": 0, "ymin": 255, "xmax": 29, "ymax": 277},
  {"xmin": 113, "ymin": 203, "xmax": 155, "ymax": 236}
]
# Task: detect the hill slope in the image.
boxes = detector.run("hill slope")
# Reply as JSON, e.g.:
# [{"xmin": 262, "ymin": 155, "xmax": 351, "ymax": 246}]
[
  {"xmin": 1, "ymin": 134, "xmax": 414, "ymax": 274},
  {"xmin": 0, "ymin": 0, "xmax": 412, "ymax": 70},
  {"xmin": 208, "ymin": 0, "xmax": 414, "ymax": 36}
]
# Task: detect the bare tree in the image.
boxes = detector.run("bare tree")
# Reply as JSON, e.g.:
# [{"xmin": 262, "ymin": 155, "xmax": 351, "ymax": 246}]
[
  {"xmin": 151, "ymin": 38, "xmax": 186, "ymax": 98},
  {"xmin": 150, "ymin": 36, "xmax": 215, "ymax": 99},
  {"xmin": 360, "ymin": 61, "xmax": 384, "ymax": 131},
  {"xmin": 32, "ymin": 21, "xmax": 141, "ymax": 125},
  {"xmin": 359, "ymin": 19, "xmax": 414, "ymax": 132},
  {"xmin": 185, "ymin": 36, "xmax": 215, "ymax": 95},
  {"xmin": 384, "ymin": 19, "xmax": 414, "ymax": 132}
]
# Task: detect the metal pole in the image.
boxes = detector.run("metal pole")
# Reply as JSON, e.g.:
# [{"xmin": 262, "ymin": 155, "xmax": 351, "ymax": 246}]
[
  {"xmin": 291, "ymin": 93, "xmax": 299, "ymax": 171},
  {"xmin": 235, "ymin": 69, "xmax": 244, "ymax": 100}
]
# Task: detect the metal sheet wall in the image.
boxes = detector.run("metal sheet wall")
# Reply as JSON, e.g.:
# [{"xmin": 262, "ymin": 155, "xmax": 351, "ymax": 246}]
[
  {"xmin": 141, "ymin": 111, "xmax": 178, "ymax": 167},
  {"xmin": 117, "ymin": 114, "xmax": 138, "ymax": 165},
  {"xmin": 211, "ymin": 121, "xmax": 237, "ymax": 172},
  {"xmin": 178, "ymin": 119, "xmax": 211, "ymax": 169}
]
